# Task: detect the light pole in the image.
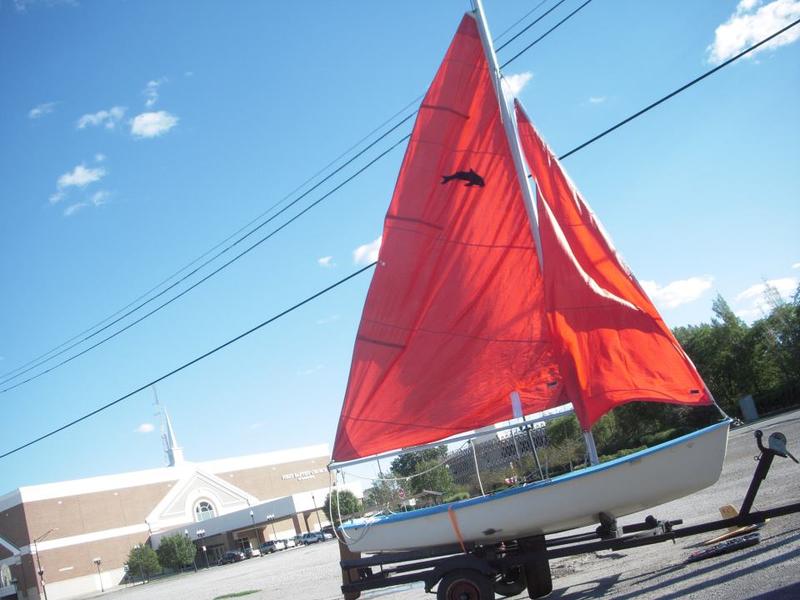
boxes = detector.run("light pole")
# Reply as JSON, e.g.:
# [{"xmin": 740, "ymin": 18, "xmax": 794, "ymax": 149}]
[
  {"xmin": 144, "ymin": 520, "xmax": 153, "ymax": 548},
  {"xmin": 196, "ymin": 529, "xmax": 208, "ymax": 568},
  {"xmin": 311, "ymin": 495, "xmax": 323, "ymax": 533},
  {"xmin": 32, "ymin": 528, "xmax": 56, "ymax": 600},
  {"xmin": 265, "ymin": 514, "xmax": 277, "ymax": 540},
  {"xmin": 93, "ymin": 558, "xmax": 103, "ymax": 593},
  {"xmin": 249, "ymin": 510, "xmax": 260, "ymax": 550}
]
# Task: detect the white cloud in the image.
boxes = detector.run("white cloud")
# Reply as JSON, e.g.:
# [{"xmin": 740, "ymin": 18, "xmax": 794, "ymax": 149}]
[
  {"xmin": 588, "ymin": 96, "xmax": 606, "ymax": 104},
  {"xmin": 707, "ymin": 0, "xmax": 800, "ymax": 64},
  {"xmin": 63, "ymin": 202, "xmax": 88, "ymax": 217},
  {"xmin": 734, "ymin": 277, "xmax": 798, "ymax": 320},
  {"xmin": 315, "ymin": 314, "xmax": 340, "ymax": 325},
  {"xmin": 792, "ymin": 262, "xmax": 800, "ymax": 269},
  {"xmin": 134, "ymin": 423, "xmax": 155, "ymax": 434},
  {"xmin": 318, "ymin": 256, "xmax": 335, "ymax": 268},
  {"xmin": 502, "ymin": 72, "xmax": 533, "ymax": 97},
  {"xmin": 298, "ymin": 365, "xmax": 324, "ymax": 376},
  {"xmin": 57, "ymin": 164, "xmax": 106, "ymax": 189},
  {"xmin": 49, "ymin": 163, "xmax": 106, "ymax": 205},
  {"xmin": 130, "ymin": 111, "xmax": 178, "ymax": 138},
  {"xmin": 95, "ymin": 153, "xmax": 106, "ymax": 162},
  {"xmin": 91, "ymin": 190, "xmax": 110, "ymax": 206},
  {"xmin": 184, "ymin": 71, "xmax": 194, "ymax": 78},
  {"xmin": 640, "ymin": 275, "xmax": 714, "ymax": 309},
  {"xmin": 13, "ymin": 0, "xmax": 76, "ymax": 11},
  {"xmin": 353, "ymin": 236, "xmax": 382, "ymax": 265},
  {"xmin": 28, "ymin": 102, "xmax": 56, "ymax": 119},
  {"xmin": 736, "ymin": 277, "xmax": 797, "ymax": 301},
  {"xmin": 77, "ymin": 106, "xmax": 126, "ymax": 130},
  {"xmin": 143, "ymin": 77, "xmax": 167, "ymax": 108}
]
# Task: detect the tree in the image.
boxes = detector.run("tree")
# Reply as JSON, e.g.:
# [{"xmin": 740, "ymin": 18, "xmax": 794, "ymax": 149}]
[
  {"xmin": 323, "ymin": 490, "xmax": 362, "ymax": 526},
  {"xmin": 126, "ymin": 545, "xmax": 160, "ymax": 582},
  {"xmin": 363, "ymin": 477, "xmax": 403, "ymax": 510},
  {"xmin": 390, "ymin": 447, "xmax": 454, "ymax": 497},
  {"xmin": 156, "ymin": 534, "xmax": 196, "ymax": 572}
]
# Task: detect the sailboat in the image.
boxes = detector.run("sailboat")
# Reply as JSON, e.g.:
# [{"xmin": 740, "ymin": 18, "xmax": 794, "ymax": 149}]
[{"xmin": 329, "ymin": 2, "xmax": 730, "ymax": 554}]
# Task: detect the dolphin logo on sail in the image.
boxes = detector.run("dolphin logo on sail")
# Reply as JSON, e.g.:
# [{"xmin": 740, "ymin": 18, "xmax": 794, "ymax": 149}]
[{"xmin": 441, "ymin": 169, "xmax": 485, "ymax": 187}]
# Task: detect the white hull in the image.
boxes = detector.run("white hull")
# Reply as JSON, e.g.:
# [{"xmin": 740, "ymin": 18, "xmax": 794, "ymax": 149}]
[{"xmin": 341, "ymin": 421, "xmax": 730, "ymax": 553}]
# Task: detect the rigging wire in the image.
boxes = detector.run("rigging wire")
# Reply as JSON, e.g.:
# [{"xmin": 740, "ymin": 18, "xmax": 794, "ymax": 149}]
[
  {"xmin": 0, "ymin": 262, "xmax": 378, "ymax": 460},
  {"xmin": 2, "ymin": 12, "xmax": 798, "ymax": 457},
  {"xmin": 0, "ymin": 2, "xmax": 572, "ymax": 387},
  {"xmin": 0, "ymin": 135, "xmax": 410, "ymax": 396}
]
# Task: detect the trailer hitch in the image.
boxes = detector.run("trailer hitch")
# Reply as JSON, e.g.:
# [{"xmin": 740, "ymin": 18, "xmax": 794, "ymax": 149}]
[{"xmin": 739, "ymin": 429, "xmax": 798, "ymax": 518}]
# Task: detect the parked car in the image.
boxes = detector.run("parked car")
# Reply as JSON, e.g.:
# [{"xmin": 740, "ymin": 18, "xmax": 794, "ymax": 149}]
[
  {"xmin": 299, "ymin": 532, "xmax": 324, "ymax": 544},
  {"xmin": 260, "ymin": 540, "xmax": 286, "ymax": 553},
  {"xmin": 218, "ymin": 550, "xmax": 246, "ymax": 565},
  {"xmin": 282, "ymin": 537, "xmax": 297, "ymax": 549},
  {"xmin": 321, "ymin": 525, "xmax": 336, "ymax": 540},
  {"xmin": 244, "ymin": 547, "xmax": 262, "ymax": 558}
]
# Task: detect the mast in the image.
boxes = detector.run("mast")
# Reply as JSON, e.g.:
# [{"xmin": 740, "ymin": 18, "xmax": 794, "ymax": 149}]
[
  {"xmin": 472, "ymin": 0, "xmax": 600, "ymax": 465},
  {"xmin": 472, "ymin": 0, "xmax": 543, "ymax": 267}
]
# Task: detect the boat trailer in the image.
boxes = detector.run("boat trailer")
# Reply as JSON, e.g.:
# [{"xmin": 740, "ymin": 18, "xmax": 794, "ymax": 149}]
[{"xmin": 339, "ymin": 429, "xmax": 800, "ymax": 600}]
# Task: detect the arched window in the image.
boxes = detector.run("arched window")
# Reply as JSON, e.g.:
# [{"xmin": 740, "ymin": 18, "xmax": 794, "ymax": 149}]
[{"xmin": 194, "ymin": 500, "xmax": 216, "ymax": 522}]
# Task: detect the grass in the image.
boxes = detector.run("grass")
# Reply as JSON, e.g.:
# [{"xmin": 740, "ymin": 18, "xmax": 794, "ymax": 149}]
[{"xmin": 213, "ymin": 591, "xmax": 260, "ymax": 599}]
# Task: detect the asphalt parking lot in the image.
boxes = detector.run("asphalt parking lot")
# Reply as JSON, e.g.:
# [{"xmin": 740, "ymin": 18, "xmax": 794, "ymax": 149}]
[{"xmin": 92, "ymin": 411, "xmax": 800, "ymax": 600}]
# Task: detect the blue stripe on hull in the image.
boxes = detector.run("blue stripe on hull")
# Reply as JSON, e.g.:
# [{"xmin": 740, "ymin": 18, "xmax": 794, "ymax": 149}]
[{"xmin": 342, "ymin": 419, "xmax": 731, "ymax": 529}]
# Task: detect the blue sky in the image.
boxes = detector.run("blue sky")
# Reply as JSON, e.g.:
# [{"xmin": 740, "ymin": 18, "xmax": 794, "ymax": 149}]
[{"xmin": 0, "ymin": 0, "xmax": 798, "ymax": 488}]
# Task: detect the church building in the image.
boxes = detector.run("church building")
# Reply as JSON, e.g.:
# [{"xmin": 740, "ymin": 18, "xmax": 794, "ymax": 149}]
[{"xmin": 0, "ymin": 412, "xmax": 358, "ymax": 600}]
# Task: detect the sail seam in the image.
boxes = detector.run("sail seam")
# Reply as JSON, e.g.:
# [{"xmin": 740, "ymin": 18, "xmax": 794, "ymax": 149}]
[
  {"xmin": 386, "ymin": 224, "xmax": 536, "ymax": 251},
  {"xmin": 362, "ymin": 318, "xmax": 550, "ymax": 345},
  {"xmin": 419, "ymin": 104, "xmax": 470, "ymax": 120},
  {"xmin": 385, "ymin": 215, "xmax": 444, "ymax": 230},
  {"xmin": 355, "ymin": 335, "xmax": 405, "ymax": 349}
]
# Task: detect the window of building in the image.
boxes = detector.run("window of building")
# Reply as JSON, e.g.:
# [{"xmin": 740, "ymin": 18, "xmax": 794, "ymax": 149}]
[{"xmin": 194, "ymin": 500, "xmax": 216, "ymax": 522}]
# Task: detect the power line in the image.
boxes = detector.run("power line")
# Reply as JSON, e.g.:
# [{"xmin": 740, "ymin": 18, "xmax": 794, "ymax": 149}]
[
  {"xmin": 0, "ymin": 135, "xmax": 409, "ymax": 395},
  {"xmin": 0, "ymin": 2, "xmax": 568, "ymax": 389},
  {"xmin": 494, "ymin": 0, "xmax": 551, "ymax": 43},
  {"xmin": 0, "ymin": 262, "xmax": 377, "ymax": 460},
  {"xmin": 557, "ymin": 16, "xmax": 800, "ymax": 160},
  {"xmin": 496, "ymin": 0, "xmax": 569, "ymax": 51},
  {"xmin": 0, "ymin": 105, "xmax": 419, "ymax": 386},
  {"xmin": 2, "ymin": 13, "xmax": 797, "ymax": 459},
  {"xmin": 0, "ymin": 114, "xmax": 414, "ymax": 391},
  {"xmin": 501, "ymin": 0, "xmax": 596, "ymax": 69}
]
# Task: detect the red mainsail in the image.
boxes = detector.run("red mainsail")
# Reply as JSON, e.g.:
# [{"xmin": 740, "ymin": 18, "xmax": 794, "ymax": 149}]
[
  {"xmin": 331, "ymin": 13, "xmax": 712, "ymax": 463},
  {"xmin": 515, "ymin": 103, "xmax": 711, "ymax": 428},
  {"xmin": 332, "ymin": 15, "xmax": 562, "ymax": 462}
]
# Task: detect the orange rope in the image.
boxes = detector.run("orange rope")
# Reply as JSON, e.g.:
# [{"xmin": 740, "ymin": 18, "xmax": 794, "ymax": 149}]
[{"xmin": 447, "ymin": 506, "xmax": 467, "ymax": 554}]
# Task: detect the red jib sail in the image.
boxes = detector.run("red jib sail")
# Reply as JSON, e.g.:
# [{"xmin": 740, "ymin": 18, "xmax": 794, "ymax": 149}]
[
  {"xmin": 515, "ymin": 102, "xmax": 712, "ymax": 428},
  {"xmin": 332, "ymin": 14, "xmax": 562, "ymax": 462}
]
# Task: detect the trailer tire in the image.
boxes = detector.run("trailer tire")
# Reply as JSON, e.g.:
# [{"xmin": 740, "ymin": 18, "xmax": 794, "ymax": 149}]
[
  {"xmin": 519, "ymin": 535, "xmax": 553, "ymax": 598},
  {"xmin": 523, "ymin": 557, "xmax": 552, "ymax": 598},
  {"xmin": 494, "ymin": 566, "xmax": 527, "ymax": 597},
  {"xmin": 436, "ymin": 569, "xmax": 494, "ymax": 600}
]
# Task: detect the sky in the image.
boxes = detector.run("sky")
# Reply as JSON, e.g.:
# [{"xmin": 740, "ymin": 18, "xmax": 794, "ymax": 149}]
[{"xmin": 0, "ymin": 0, "xmax": 798, "ymax": 489}]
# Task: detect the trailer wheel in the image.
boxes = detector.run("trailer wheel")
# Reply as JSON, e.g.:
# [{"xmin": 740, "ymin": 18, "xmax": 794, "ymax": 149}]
[
  {"xmin": 519, "ymin": 535, "xmax": 553, "ymax": 598},
  {"xmin": 436, "ymin": 569, "xmax": 494, "ymax": 600},
  {"xmin": 494, "ymin": 566, "xmax": 527, "ymax": 597}
]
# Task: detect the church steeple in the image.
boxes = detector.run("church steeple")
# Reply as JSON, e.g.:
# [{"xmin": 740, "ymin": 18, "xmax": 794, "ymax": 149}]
[{"xmin": 162, "ymin": 408, "xmax": 185, "ymax": 467}]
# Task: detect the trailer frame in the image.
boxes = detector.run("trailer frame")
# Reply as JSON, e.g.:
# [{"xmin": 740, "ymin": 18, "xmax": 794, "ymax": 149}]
[{"xmin": 339, "ymin": 429, "xmax": 800, "ymax": 600}]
